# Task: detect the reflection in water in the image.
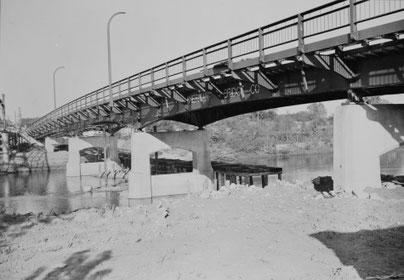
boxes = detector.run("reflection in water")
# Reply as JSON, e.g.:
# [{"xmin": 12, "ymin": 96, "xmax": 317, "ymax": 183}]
[
  {"xmin": 0, "ymin": 170, "xmax": 125, "ymax": 214},
  {"xmin": 248, "ymin": 153, "xmax": 334, "ymax": 186},
  {"xmin": 0, "ymin": 148, "xmax": 402, "ymax": 214},
  {"xmin": 380, "ymin": 147, "xmax": 404, "ymax": 176}
]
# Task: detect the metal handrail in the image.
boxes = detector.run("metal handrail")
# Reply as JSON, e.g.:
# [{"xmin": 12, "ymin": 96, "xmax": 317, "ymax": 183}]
[{"xmin": 29, "ymin": 0, "xmax": 404, "ymax": 133}]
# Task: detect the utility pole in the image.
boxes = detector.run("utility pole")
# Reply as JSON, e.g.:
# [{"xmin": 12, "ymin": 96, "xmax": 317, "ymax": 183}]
[
  {"xmin": 1, "ymin": 94, "xmax": 5, "ymax": 129},
  {"xmin": 18, "ymin": 107, "xmax": 22, "ymax": 129},
  {"xmin": 107, "ymin": 12, "xmax": 126, "ymax": 108}
]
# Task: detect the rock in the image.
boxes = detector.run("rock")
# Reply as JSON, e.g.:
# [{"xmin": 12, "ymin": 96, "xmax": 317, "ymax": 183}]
[
  {"xmin": 383, "ymin": 182, "xmax": 397, "ymax": 189},
  {"xmin": 352, "ymin": 190, "xmax": 371, "ymax": 199},
  {"xmin": 369, "ymin": 193, "xmax": 384, "ymax": 201},
  {"xmin": 312, "ymin": 176, "xmax": 333, "ymax": 192},
  {"xmin": 322, "ymin": 191, "xmax": 332, "ymax": 198}
]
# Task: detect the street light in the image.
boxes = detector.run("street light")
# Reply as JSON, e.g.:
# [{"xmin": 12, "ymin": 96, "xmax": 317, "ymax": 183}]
[
  {"xmin": 107, "ymin": 11, "xmax": 126, "ymax": 108},
  {"xmin": 53, "ymin": 66, "xmax": 65, "ymax": 110}
]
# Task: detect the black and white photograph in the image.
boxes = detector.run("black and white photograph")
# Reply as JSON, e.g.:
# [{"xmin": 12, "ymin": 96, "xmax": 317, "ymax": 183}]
[{"xmin": 1, "ymin": 0, "xmax": 404, "ymax": 279}]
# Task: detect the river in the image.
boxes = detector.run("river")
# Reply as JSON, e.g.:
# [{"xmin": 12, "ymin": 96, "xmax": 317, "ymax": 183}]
[{"xmin": 0, "ymin": 148, "xmax": 403, "ymax": 214}]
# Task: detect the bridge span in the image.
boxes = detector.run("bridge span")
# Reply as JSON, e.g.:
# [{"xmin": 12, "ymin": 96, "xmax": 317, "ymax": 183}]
[
  {"xmin": 22, "ymin": 0, "xmax": 404, "ymax": 200},
  {"xmin": 27, "ymin": 0, "xmax": 404, "ymax": 139}
]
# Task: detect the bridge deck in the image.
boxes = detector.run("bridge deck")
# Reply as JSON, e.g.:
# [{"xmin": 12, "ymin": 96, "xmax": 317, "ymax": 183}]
[{"xmin": 28, "ymin": 0, "xmax": 404, "ymax": 139}]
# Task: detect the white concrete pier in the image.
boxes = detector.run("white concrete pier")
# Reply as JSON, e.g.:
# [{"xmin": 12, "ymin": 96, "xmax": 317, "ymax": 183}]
[
  {"xmin": 333, "ymin": 104, "xmax": 404, "ymax": 195},
  {"xmin": 128, "ymin": 130, "xmax": 214, "ymax": 199}
]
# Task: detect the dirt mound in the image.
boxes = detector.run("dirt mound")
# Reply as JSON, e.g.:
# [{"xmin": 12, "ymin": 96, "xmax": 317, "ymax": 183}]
[{"xmin": 1, "ymin": 182, "xmax": 403, "ymax": 280}]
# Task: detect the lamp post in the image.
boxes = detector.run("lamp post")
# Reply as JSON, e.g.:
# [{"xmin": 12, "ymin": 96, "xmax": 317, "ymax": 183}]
[
  {"xmin": 1, "ymin": 94, "xmax": 8, "ymax": 163},
  {"xmin": 53, "ymin": 66, "xmax": 65, "ymax": 110},
  {"xmin": 107, "ymin": 11, "xmax": 125, "ymax": 108}
]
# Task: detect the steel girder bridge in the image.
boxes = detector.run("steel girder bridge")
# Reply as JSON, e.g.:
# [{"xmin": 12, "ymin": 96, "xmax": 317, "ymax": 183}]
[{"xmin": 27, "ymin": 0, "xmax": 404, "ymax": 139}]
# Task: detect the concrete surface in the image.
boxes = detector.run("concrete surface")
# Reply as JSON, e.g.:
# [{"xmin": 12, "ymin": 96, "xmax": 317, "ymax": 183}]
[{"xmin": 333, "ymin": 104, "xmax": 404, "ymax": 195}]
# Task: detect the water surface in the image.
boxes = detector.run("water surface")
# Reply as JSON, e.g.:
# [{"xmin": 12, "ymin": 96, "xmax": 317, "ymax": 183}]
[
  {"xmin": 0, "ymin": 148, "xmax": 402, "ymax": 214},
  {"xmin": 0, "ymin": 170, "xmax": 125, "ymax": 214}
]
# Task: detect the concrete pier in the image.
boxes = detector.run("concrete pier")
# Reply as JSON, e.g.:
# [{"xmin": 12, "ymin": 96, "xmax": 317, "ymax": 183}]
[
  {"xmin": 66, "ymin": 136, "xmax": 120, "ymax": 177},
  {"xmin": 333, "ymin": 104, "xmax": 404, "ymax": 195},
  {"xmin": 128, "ymin": 130, "xmax": 214, "ymax": 200}
]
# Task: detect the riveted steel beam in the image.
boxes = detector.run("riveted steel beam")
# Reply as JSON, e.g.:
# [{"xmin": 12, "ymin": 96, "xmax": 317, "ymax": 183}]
[
  {"xmin": 302, "ymin": 53, "xmax": 358, "ymax": 81},
  {"xmin": 77, "ymin": 110, "xmax": 89, "ymax": 120},
  {"xmin": 232, "ymin": 70, "xmax": 278, "ymax": 91},
  {"xmin": 86, "ymin": 108, "xmax": 98, "ymax": 118},
  {"xmin": 98, "ymin": 105, "xmax": 109, "ymax": 116},
  {"xmin": 171, "ymin": 89, "xmax": 188, "ymax": 103},
  {"xmin": 126, "ymin": 99, "xmax": 139, "ymax": 111},
  {"xmin": 145, "ymin": 94, "xmax": 160, "ymax": 107}
]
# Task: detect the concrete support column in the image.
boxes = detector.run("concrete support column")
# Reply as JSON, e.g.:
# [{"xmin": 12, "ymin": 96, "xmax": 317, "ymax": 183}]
[
  {"xmin": 128, "ymin": 132, "xmax": 170, "ymax": 199},
  {"xmin": 190, "ymin": 130, "xmax": 214, "ymax": 178},
  {"xmin": 1, "ymin": 132, "xmax": 9, "ymax": 163},
  {"xmin": 66, "ymin": 137, "xmax": 88, "ymax": 176},
  {"xmin": 107, "ymin": 136, "xmax": 120, "ymax": 164},
  {"xmin": 333, "ymin": 104, "xmax": 404, "ymax": 195},
  {"xmin": 153, "ymin": 129, "xmax": 214, "ymax": 179},
  {"xmin": 45, "ymin": 137, "xmax": 56, "ymax": 152},
  {"xmin": 65, "ymin": 136, "xmax": 121, "ymax": 177},
  {"xmin": 128, "ymin": 130, "xmax": 215, "ymax": 200}
]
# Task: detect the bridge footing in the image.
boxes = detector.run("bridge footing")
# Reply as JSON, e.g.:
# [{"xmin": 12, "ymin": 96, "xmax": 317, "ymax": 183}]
[
  {"xmin": 66, "ymin": 136, "xmax": 121, "ymax": 177},
  {"xmin": 333, "ymin": 104, "xmax": 404, "ymax": 195},
  {"xmin": 128, "ymin": 130, "xmax": 214, "ymax": 200}
]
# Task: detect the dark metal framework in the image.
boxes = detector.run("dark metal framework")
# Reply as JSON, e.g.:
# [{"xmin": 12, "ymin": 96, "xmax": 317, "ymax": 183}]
[{"xmin": 28, "ymin": 0, "xmax": 404, "ymax": 138}]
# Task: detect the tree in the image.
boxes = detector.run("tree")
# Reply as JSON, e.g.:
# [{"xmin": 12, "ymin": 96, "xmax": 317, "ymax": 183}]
[
  {"xmin": 252, "ymin": 109, "xmax": 277, "ymax": 120},
  {"xmin": 307, "ymin": 103, "xmax": 327, "ymax": 120},
  {"xmin": 276, "ymin": 115, "xmax": 295, "ymax": 132},
  {"xmin": 292, "ymin": 111, "xmax": 311, "ymax": 122}
]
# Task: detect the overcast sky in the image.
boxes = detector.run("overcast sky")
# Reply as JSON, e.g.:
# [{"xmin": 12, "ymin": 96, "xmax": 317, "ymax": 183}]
[{"xmin": 1, "ymin": 0, "xmax": 403, "ymax": 119}]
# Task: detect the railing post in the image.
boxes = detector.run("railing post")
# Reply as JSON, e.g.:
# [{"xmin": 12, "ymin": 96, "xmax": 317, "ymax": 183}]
[
  {"xmin": 349, "ymin": 0, "xmax": 358, "ymax": 41},
  {"xmin": 258, "ymin": 28, "xmax": 264, "ymax": 63},
  {"xmin": 227, "ymin": 40, "xmax": 233, "ymax": 70},
  {"xmin": 203, "ymin": 48, "xmax": 207, "ymax": 76},
  {"xmin": 139, "ymin": 74, "xmax": 142, "ymax": 91},
  {"xmin": 151, "ymin": 68, "xmax": 155, "ymax": 89},
  {"xmin": 182, "ymin": 56, "xmax": 186, "ymax": 82},
  {"xmin": 165, "ymin": 63, "xmax": 169, "ymax": 86},
  {"xmin": 128, "ymin": 78, "xmax": 131, "ymax": 95},
  {"xmin": 297, "ymin": 14, "xmax": 305, "ymax": 54}
]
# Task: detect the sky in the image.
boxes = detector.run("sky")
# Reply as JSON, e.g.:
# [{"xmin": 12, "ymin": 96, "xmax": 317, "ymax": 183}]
[{"xmin": 1, "ymin": 0, "xmax": 403, "ymax": 120}]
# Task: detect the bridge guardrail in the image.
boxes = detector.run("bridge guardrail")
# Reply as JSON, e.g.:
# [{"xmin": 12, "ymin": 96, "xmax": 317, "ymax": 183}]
[{"xmin": 29, "ymin": 0, "xmax": 404, "ymax": 135}]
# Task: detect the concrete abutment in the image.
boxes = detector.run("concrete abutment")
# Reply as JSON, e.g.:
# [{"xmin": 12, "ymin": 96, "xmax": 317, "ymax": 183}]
[{"xmin": 333, "ymin": 104, "xmax": 404, "ymax": 195}]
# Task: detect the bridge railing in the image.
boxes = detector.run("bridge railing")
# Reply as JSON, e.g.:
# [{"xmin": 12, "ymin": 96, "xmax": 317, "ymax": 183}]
[{"xmin": 30, "ymin": 0, "xmax": 404, "ymax": 135}]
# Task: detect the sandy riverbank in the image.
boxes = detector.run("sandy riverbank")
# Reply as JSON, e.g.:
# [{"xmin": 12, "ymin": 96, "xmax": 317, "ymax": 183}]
[{"xmin": 1, "ymin": 181, "xmax": 404, "ymax": 280}]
